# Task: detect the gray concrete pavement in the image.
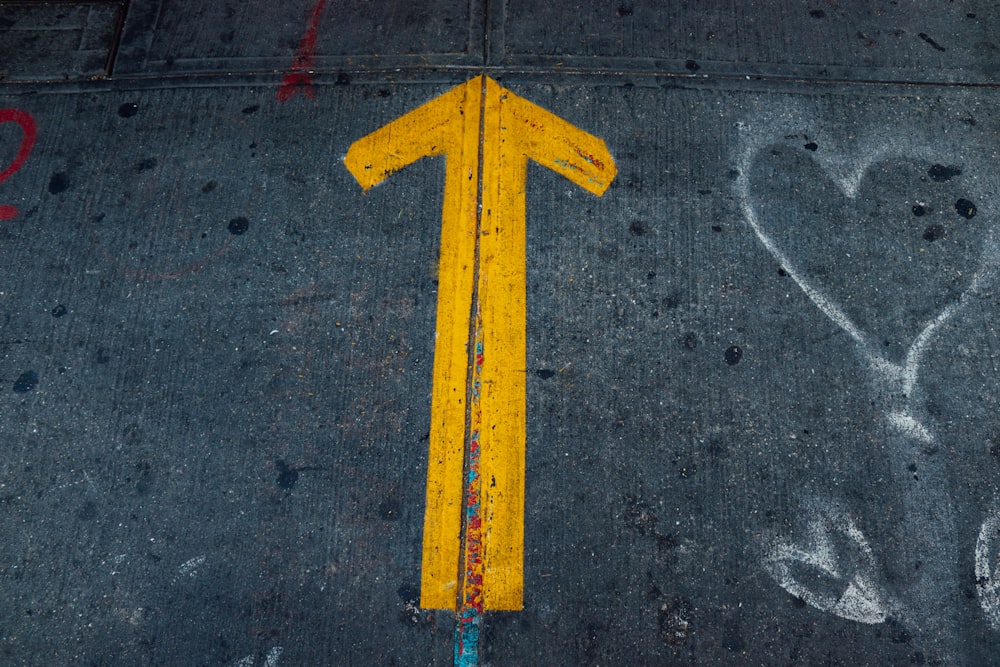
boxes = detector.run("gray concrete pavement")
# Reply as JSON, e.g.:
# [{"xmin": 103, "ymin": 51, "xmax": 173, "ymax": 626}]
[{"xmin": 0, "ymin": 2, "xmax": 999, "ymax": 664}]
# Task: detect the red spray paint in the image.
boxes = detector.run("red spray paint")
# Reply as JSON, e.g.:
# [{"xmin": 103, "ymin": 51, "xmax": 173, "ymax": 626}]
[
  {"xmin": 277, "ymin": 0, "xmax": 327, "ymax": 102},
  {"xmin": 0, "ymin": 109, "xmax": 38, "ymax": 220}
]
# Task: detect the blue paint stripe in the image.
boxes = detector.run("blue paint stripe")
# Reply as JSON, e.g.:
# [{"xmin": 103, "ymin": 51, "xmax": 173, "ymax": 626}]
[{"xmin": 454, "ymin": 606, "xmax": 480, "ymax": 667}]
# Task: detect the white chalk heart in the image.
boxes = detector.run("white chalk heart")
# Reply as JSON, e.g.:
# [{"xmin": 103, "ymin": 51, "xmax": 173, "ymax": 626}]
[{"xmin": 742, "ymin": 142, "xmax": 982, "ymax": 366}]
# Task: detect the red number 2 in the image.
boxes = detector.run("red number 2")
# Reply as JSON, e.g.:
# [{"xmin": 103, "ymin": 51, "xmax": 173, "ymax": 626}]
[{"xmin": 0, "ymin": 109, "xmax": 38, "ymax": 221}]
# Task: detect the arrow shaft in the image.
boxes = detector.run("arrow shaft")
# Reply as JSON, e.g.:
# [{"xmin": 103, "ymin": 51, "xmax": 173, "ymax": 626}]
[
  {"xmin": 471, "ymin": 82, "xmax": 529, "ymax": 611},
  {"xmin": 423, "ymin": 78, "xmax": 529, "ymax": 612},
  {"xmin": 421, "ymin": 79, "xmax": 483, "ymax": 609},
  {"xmin": 431, "ymin": 78, "xmax": 528, "ymax": 613}
]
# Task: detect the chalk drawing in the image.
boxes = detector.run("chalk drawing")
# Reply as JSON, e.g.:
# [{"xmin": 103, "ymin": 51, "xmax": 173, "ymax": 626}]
[
  {"xmin": 107, "ymin": 553, "xmax": 128, "ymax": 576},
  {"xmin": 263, "ymin": 646, "xmax": 284, "ymax": 667},
  {"xmin": 763, "ymin": 499, "xmax": 890, "ymax": 624},
  {"xmin": 736, "ymin": 104, "xmax": 1000, "ymax": 657},
  {"xmin": 977, "ymin": 509, "xmax": 1000, "ymax": 630},
  {"xmin": 228, "ymin": 646, "xmax": 283, "ymax": 667},
  {"xmin": 735, "ymin": 121, "xmax": 988, "ymax": 438},
  {"xmin": 175, "ymin": 554, "xmax": 206, "ymax": 580},
  {"xmin": 0, "ymin": 109, "xmax": 38, "ymax": 220}
]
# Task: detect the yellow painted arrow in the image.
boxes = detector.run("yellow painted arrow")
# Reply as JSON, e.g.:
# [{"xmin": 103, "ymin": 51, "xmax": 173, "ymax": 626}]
[{"xmin": 344, "ymin": 75, "xmax": 616, "ymax": 611}]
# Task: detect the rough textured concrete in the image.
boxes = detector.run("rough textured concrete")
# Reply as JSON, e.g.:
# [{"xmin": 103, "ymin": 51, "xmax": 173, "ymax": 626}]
[{"xmin": 0, "ymin": 2, "xmax": 999, "ymax": 665}]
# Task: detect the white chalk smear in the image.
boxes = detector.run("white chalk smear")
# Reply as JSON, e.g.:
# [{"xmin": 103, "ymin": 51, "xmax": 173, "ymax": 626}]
[
  {"xmin": 176, "ymin": 554, "xmax": 206, "ymax": 580},
  {"xmin": 264, "ymin": 646, "xmax": 284, "ymax": 667},
  {"xmin": 976, "ymin": 509, "xmax": 1000, "ymax": 629},
  {"xmin": 227, "ymin": 646, "xmax": 282, "ymax": 667},
  {"xmin": 764, "ymin": 501, "xmax": 888, "ymax": 624},
  {"xmin": 885, "ymin": 411, "xmax": 934, "ymax": 445}
]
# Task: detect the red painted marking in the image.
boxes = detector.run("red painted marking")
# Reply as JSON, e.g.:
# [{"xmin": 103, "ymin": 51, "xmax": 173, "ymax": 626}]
[
  {"xmin": 276, "ymin": 0, "xmax": 327, "ymax": 102},
  {"xmin": 456, "ymin": 334, "xmax": 484, "ymax": 664},
  {"xmin": 0, "ymin": 109, "xmax": 38, "ymax": 220},
  {"xmin": 574, "ymin": 147, "xmax": 606, "ymax": 171}
]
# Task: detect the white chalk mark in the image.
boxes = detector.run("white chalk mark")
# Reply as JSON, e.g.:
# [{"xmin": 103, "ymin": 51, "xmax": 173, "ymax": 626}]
[
  {"xmin": 885, "ymin": 411, "xmax": 935, "ymax": 444},
  {"xmin": 764, "ymin": 502, "xmax": 889, "ymax": 624},
  {"xmin": 739, "ymin": 108, "xmax": 1000, "ymax": 645},
  {"xmin": 976, "ymin": 509, "xmax": 1000, "ymax": 630},
  {"xmin": 54, "ymin": 469, "xmax": 101, "ymax": 494},
  {"xmin": 737, "ymin": 181, "xmax": 866, "ymax": 346},
  {"xmin": 264, "ymin": 646, "xmax": 284, "ymax": 667},
  {"xmin": 735, "ymin": 121, "xmax": 988, "ymax": 438},
  {"xmin": 108, "ymin": 553, "xmax": 128, "ymax": 575},
  {"xmin": 226, "ymin": 646, "xmax": 282, "ymax": 666},
  {"xmin": 176, "ymin": 554, "xmax": 206, "ymax": 580},
  {"xmin": 833, "ymin": 576, "xmax": 888, "ymax": 624}
]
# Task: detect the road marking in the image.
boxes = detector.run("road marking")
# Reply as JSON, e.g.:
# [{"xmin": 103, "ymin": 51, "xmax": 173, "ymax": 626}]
[
  {"xmin": 345, "ymin": 75, "xmax": 616, "ymax": 611},
  {"xmin": 455, "ymin": 312, "xmax": 485, "ymax": 664}
]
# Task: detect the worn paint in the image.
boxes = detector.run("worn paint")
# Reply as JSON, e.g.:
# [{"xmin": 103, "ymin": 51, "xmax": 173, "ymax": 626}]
[
  {"xmin": 455, "ymin": 319, "xmax": 484, "ymax": 665},
  {"xmin": 0, "ymin": 109, "xmax": 38, "ymax": 220},
  {"xmin": 346, "ymin": 78, "xmax": 480, "ymax": 610},
  {"xmin": 345, "ymin": 75, "xmax": 616, "ymax": 612},
  {"xmin": 276, "ymin": 0, "xmax": 327, "ymax": 102}
]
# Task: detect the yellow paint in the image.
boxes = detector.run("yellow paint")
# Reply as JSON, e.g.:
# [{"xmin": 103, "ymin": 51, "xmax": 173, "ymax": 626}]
[
  {"xmin": 344, "ymin": 76, "xmax": 616, "ymax": 611},
  {"xmin": 345, "ymin": 80, "xmax": 481, "ymax": 609}
]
